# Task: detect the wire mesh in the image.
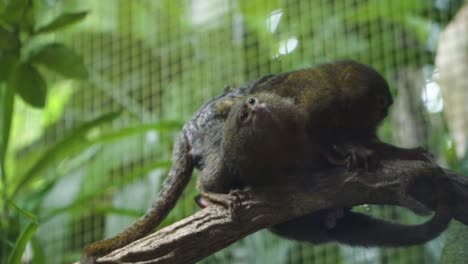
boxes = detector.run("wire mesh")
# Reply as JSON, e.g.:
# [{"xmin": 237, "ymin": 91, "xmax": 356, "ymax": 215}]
[{"xmin": 20, "ymin": 0, "xmax": 466, "ymax": 263}]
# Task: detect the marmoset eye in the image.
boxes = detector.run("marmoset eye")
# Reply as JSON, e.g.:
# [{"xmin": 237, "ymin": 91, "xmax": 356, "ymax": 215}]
[
  {"xmin": 240, "ymin": 112, "xmax": 249, "ymax": 121},
  {"xmin": 248, "ymin": 98, "xmax": 256, "ymax": 105}
]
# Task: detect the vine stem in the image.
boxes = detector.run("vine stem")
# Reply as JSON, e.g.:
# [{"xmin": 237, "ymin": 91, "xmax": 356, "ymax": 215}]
[{"xmin": 1, "ymin": 80, "xmax": 16, "ymax": 223}]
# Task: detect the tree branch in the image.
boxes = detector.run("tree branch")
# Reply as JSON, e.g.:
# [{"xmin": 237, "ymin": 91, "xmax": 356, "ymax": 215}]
[{"xmin": 84, "ymin": 144, "xmax": 468, "ymax": 264}]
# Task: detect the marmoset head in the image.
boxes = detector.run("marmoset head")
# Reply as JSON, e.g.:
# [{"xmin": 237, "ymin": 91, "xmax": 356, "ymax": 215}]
[{"xmin": 222, "ymin": 93, "xmax": 309, "ymax": 173}]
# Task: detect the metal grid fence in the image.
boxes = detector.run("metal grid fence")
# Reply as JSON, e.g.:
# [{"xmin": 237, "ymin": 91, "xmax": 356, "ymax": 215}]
[{"xmin": 27, "ymin": 0, "xmax": 466, "ymax": 263}]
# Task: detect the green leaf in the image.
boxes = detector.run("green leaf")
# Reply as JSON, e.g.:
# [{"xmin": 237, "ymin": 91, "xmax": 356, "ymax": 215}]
[
  {"xmin": 9, "ymin": 63, "xmax": 47, "ymax": 108},
  {"xmin": 35, "ymin": 11, "xmax": 88, "ymax": 34},
  {"xmin": 29, "ymin": 43, "xmax": 88, "ymax": 79},
  {"xmin": 42, "ymin": 157, "xmax": 171, "ymax": 221},
  {"xmin": 7, "ymin": 202, "xmax": 38, "ymax": 264},
  {"xmin": 7, "ymin": 222, "xmax": 38, "ymax": 264},
  {"xmin": 0, "ymin": 26, "xmax": 20, "ymax": 51},
  {"xmin": 8, "ymin": 200, "xmax": 37, "ymax": 221},
  {"xmin": 29, "ymin": 237, "xmax": 46, "ymax": 264},
  {"xmin": 0, "ymin": 54, "xmax": 19, "ymax": 82},
  {"xmin": 31, "ymin": 121, "xmax": 177, "ymax": 217},
  {"xmin": 12, "ymin": 111, "xmax": 121, "ymax": 197},
  {"xmin": 87, "ymin": 121, "xmax": 182, "ymax": 144},
  {"xmin": 20, "ymin": 1, "xmax": 36, "ymax": 34},
  {"xmin": 3, "ymin": 0, "xmax": 28, "ymax": 24},
  {"xmin": 22, "ymin": 146, "xmax": 99, "ymax": 213},
  {"xmin": 32, "ymin": 122, "xmax": 176, "ymax": 220}
]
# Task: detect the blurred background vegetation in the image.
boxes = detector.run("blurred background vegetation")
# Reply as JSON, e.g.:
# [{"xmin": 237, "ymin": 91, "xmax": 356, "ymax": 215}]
[{"xmin": 1, "ymin": 0, "xmax": 468, "ymax": 263}]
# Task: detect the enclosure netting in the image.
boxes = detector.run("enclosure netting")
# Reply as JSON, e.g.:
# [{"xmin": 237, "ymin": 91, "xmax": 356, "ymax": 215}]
[{"xmin": 30, "ymin": 0, "xmax": 467, "ymax": 263}]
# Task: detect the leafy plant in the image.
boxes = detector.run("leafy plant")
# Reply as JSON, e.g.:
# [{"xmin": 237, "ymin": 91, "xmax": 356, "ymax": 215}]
[{"xmin": 0, "ymin": 1, "xmax": 90, "ymax": 263}]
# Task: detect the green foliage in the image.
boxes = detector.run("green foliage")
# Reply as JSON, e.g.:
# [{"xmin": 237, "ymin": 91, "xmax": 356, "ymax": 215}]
[
  {"xmin": 0, "ymin": 1, "xmax": 94, "ymax": 262},
  {"xmin": 1, "ymin": 0, "xmax": 29, "ymax": 25},
  {"xmin": 6, "ymin": 202, "xmax": 38, "ymax": 264},
  {"xmin": 35, "ymin": 11, "xmax": 88, "ymax": 34},
  {"xmin": 0, "ymin": 54, "xmax": 18, "ymax": 81},
  {"xmin": 9, "ymin": 63, "xmax": 47, "ymax": 108},
  {"xmin": 1, "ymin": 99, "xmax": 179, "ymax": 262},
  {"xmin": 0, "ymin": 27, "xmax": 20, "ymax": 51},
  {"xmin": 29, "ymin": 43, "xmax": 88, "ymax": 79},
  {"xmin": 12, "ymin": 111, "xmax": 121, "ymax": 197},
  {"xmin": 0, "ymin": 2, "xmax": 88, "ymax": 110}
]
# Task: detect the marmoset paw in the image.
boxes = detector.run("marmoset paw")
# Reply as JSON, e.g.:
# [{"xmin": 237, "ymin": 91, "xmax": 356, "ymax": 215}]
[
  {"xmin": 199, "ymin": 190, "xmax": 246, "ymax": 222},
  {"xmin": 341, "ymin": 143, "xmax": 377, "ymax": 171}
]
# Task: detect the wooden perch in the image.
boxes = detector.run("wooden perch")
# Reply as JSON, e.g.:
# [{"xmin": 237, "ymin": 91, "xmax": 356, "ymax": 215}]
[{"xmin": 85, "ymin": 143, "xmax": 468, "ymax": 264}]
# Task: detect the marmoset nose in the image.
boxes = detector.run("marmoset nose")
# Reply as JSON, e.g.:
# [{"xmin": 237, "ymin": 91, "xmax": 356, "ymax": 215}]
[
  {"xmin": 252, "ymin": 104, "xmax": 270, "ymax": 116},
  {"xmin": 252, "ymin": 106, "xmax": 264, "ymax": 113}
]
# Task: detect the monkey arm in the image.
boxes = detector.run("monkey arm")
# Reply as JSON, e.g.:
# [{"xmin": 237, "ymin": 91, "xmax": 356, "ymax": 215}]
[{"xmin": 78, "ymin": 144, "xmax": 468, "ymax": 264}]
